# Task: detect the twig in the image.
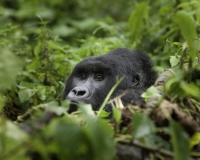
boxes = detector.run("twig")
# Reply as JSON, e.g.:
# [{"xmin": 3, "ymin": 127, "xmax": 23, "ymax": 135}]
[
  {"xmin": 97, "ymin": 77, "xmax": 124, "ymax": 118},
  {"xmin": 117, "ymin": 139, "xmax": 174, "ymax": 158}
]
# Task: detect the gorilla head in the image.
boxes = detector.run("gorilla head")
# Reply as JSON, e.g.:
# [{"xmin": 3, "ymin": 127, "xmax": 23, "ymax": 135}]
[{"xmin": 62, "ymin": 48, "xmax": 157, "ymax": 113}]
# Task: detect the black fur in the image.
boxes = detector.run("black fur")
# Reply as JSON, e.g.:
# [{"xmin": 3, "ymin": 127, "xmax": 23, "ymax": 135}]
[{"xmin": 62, "ymin": 48, "xmax": 157, "ymax": 112}]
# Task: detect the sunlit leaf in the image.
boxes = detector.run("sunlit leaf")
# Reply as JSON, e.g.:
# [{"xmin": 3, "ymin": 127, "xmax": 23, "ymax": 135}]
[
  {"xmin": 141, "ymin": 86, "xmax": 161, "ymax": 102},
  {"xmin": 79, "ymin": 103, "xmax": 96, "ymax": 118},
  {"xmin": 98, "ymin": 110, "xmax": 110, "ymax": 118},
  {"xmin": 170, "ymin": 56, "xmax": 180, "ymax": 67},
  {"xmin": 0, "ymin": 121, "xmax": 27, "ymax": 140},
  {"xmin": 190, "ymin": 132, "xmax": 200, "ymax": 149},
  {"xmin": 180, "ymin": 82, "xmax": 200, "ymax": 99},
  {"xmin": 0, "ymin": 119, "xmax": 28, "ymax": 160},
  {"xmin": 112, "ymin": 107, "xmax": 121, "ymax": 124}
]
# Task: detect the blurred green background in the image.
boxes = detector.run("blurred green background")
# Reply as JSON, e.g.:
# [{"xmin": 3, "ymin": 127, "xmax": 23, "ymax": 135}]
[
  {"xmin": 0, "ymin": 0, "xmax": 200, "ymax": 160},
  {"xmin": 0, "ymin": 0, "xmax": 200, "ymax": 117}
]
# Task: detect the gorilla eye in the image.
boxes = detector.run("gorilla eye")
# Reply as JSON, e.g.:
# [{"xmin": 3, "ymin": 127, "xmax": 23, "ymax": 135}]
[
  {"xmin": 78, "ymin": 73, "xmax": 87, "ymax": 80},
  {"xmin": 94, "ymin": 74, "xmax": 104, "ymax": 81}
]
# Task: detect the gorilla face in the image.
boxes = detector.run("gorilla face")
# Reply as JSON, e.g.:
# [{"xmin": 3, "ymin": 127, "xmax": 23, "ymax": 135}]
[
  {"xmin": 63, "ymin": 59, "xmax": 116, "ymax": 112},
  {"xmin": 62, "ymin": 48, "xmax": 157, "ymax": 113}
]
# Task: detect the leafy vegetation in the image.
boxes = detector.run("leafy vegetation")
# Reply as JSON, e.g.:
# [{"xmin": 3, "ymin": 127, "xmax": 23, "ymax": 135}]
[{"xmin": 0, "ymin": 0, "xmax": 200, "ymax": 159}]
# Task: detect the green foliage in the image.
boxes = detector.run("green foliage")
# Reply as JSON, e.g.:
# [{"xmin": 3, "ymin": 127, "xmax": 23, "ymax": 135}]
[
  {"xmin": 141, "ymin": 86, "xmax": 161, "ymax": 102},
  {"xmin": 0, "ymin": 118, "xmax": 28, "ymax": 160},
  {"xmin": 132, "ymin": 112, "xmax": 171, "ymax": 150},
  {"xmin": 132, "ymin": 112, "xmax": 155, "ymax": 139},
  {"xmin": 0, "ymin": 0, "xmax": 200, "ymax": 159},
  {"xmin": 173, "ymin": 10, "xmax": 197, "ymax": 62},
  {"xmin": 128, "ymin": 1, "xmax": 148, "ymax": 45},
  {"xmin": 170, "ymin": 121, "xmax": 190, "ymax": 160},
  {"xmin": 0, "ymin": 49, "xmax": 22, "ymax": 90},
  {"xmin": 190, "ymin": 132, "xmax": 200, "ymax": 149},
  {"xmin": 41, "ymin": 116, "xmax": 115, "ymax": 160}
]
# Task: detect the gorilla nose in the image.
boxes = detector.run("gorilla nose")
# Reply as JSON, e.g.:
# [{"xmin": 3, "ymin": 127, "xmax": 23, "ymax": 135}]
[{"xmin": 67, "ymin": 87, "xmax": 90, "ymax": 99}]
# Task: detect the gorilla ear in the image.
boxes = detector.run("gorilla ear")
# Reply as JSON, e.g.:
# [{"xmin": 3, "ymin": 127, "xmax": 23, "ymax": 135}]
[{"xmin": 132, "ymin": 75, "xmax": 139, "ymax": 86}]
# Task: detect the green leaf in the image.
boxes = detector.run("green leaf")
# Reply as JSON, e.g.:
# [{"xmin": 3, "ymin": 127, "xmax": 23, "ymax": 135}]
[
  {"xmin": 34, "ymin": 41, "xmax": 41, "ymax": 58},
  {"xmin": 180, "ymin": 82, "xmax": 200, "ymax": 99},
  {"xmin": 0, "ymin": 121, "xmax": 27, "ymax": 140},
  {"xmin": 0, "ymin": 49, "xmax": 22, "ymax": 90},
  {"xmin": 84, "ymin": 120, "xmax": 115, "ymax": 160},
  {"xmin": 143, "ymin": 134, "xmax": 171, "ymax": 150},
  {"xmin": 173, "ymin": 11, "xmax": 196, "ymax": 46},
  {"xmin": 165, "ymin": 77, "xmax": 181, "ymax": 95},
  {"xmin": 112, "ymin": 107, "xmax": 121, "ymax": 124},
  {"xmin": 44, "ymin": 101, "xmax": 67, "ymax": 116},
  {"xmin": 173, "ymin": 11, "xmax": 197, "ymax": 60},
  {"xmin": 128, "ymin": 1, "xmax": 148, "ymax": 41},
  {"xmin": 0, "ymin": 96, "xmax": 5, "ymax": 110},
  {"xmin": 78, "ymin": 103, "xmax": 96, "ymax": 118},
  {"xmin": 170, "ymin": 121, "xmax": 190, "ymax": 160},
  {"xmin": 190, "ymin": 132, "xmax": 200, "ymax": 149},
  {"xmin": 37, "ymin": 86, "xmax": 46, "ymax": 100},
  {"xmin": 0, "ymin": 120, "xmax": 28, "ymax": 159},
  {"xmin": 132, "ymin": 112, "xmax": 155, "ymax": 138},
  {"xmin": 141, "ymin": 86, "xmax": 161, "ymax": 102},
  {"xmin": 18, "ymin": 88, "xmax": 37, "ymax": 103},
  {"xmin": 45, "ymin": 117, "xmax": 115, "ymax": 160},
  {"xmin": 170, "ymin": 56, "xmax": 180, "ymax": 67},
  {"xmin": 98, "ymin": 110, "xmax": 110, "ymax": 118},
  {"xmin": 52, "ymin": 118, "xmax": 85, "ymax": 159}
]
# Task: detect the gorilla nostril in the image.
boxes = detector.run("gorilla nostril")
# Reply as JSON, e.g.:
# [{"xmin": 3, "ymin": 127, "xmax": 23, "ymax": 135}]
[
  {"xmin": 72, "ymin": 89, "xmax": 77, "ymax": 95},
  {"xmin": 77, "ymin": 90, "xmax": 86, "ymax": 96},
  {"xmin": 68, "ymin": 87, "xmax": 89, "ymax": 99}
]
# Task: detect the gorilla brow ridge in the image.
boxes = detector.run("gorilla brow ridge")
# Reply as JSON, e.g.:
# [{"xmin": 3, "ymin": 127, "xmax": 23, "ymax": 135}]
[{"xmin": 75, "ymin": 60, "xmax": 111, "ymax": 73}]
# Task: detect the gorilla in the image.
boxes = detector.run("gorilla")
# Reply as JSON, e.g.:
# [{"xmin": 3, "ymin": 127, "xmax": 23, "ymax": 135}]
[{"xmin": 62, "ymin": 48, "xmax": 157, "ymax": 113}]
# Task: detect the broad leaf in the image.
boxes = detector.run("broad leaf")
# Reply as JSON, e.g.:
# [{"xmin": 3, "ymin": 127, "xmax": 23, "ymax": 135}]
[
  {"xmin": 190, "ymin": 132, "xmax": 200, "ymax": 149},
  {"xmin": 173, "ymin": 11, "xmax": 196, "ymax": 46},
  {"xmin": 128, "ymin": 1, "xmax": 148, "ymax": 42},
  {"xmin": 173, "ymin": 11, "xmax": 197, "ymax": 59},
  {"xmin": 141, "ymin": 86, "xmax": 161, "ymax": 102},
  {"xmin": 170, "ymin": 56, "xmax": 180, "ymax": 68},
  {"xmin": 0, "ymin": 49, "xmax": 22, "ymax": 90},
  {"xmin": 112, "ymin": 107, "xmax": 121, "ymax": 124},
  {"xmin": 132, "ymin": 112, "xmax": 155, "ymax": 138},
  {"xmin": 170, "ymin": 121, "xmax": 190, "ymax": 160}
]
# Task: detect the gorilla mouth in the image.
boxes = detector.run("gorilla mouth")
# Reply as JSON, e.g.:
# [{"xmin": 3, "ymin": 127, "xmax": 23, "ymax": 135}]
[
  {"xmin": 67, "ymin": 101, "xmax": 78, "ymax": 113},
  {"xmin": 70, "ymin": 100, "xmax": 78, "ymax": 105},
  {"xmin": 68, "ymin": 99, "xmax": 97, "ymax": 113},
  {"xmin": 70, "ymin": 99, "xmax": 93, "ymax": 106}
]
